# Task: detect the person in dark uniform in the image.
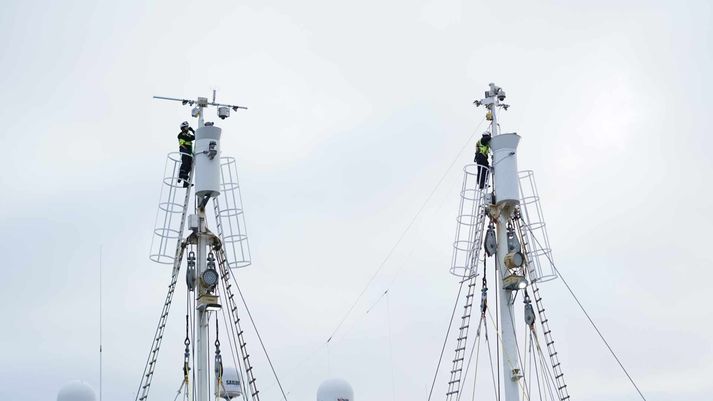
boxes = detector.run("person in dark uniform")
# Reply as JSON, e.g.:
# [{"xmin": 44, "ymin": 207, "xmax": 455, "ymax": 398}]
[
  {"xmin": 474, "ymin": 132, "xmax": 491, "ymax": 189},
  {"xmin": 177, "ymin": 121, "xmax": 195, "ymax": 187}
]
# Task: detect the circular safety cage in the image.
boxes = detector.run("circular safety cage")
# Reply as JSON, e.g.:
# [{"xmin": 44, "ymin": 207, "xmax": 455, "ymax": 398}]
[
  {"xmin": 517, "ymin": 170, "xmax": 557, "ymax": 283},
  {"xmin": 150, "ymin": 152, "xmax": 191, "ymax": 264},
  {"xmin": 213, "ymin": 156, "xmax": 252, "ymax": 269},
  {"xmin": 450, "ymin": 164, "xmax": 491, "ymax": 278}
]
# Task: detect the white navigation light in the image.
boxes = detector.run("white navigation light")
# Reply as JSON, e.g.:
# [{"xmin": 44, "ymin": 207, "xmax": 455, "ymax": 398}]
[
  {"xmin": 57, "ymin": 380, "xmax": 96, "ymax": 401},
  {"xmin": 219, "ymin": 367, "xmax": 242, "ymax": 399},
  {"xmin": 317, "ymin": 378, "xmax": 354, "ymax": 401}
]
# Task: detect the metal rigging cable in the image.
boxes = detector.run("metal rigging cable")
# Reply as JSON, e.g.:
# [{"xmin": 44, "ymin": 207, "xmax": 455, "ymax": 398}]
[
  {"xmin": 275, "ymin": 119, "xmax": 488, "ymax": 394},
  {"xmin": 227, "ymin": 270, "xmax": 289, "ymax": 401},
  {"xmin": 427, "ymin": 278, "xmax": 466, "ymax": 401},
  {"xmin": 218, "ymin": 278, "xmax": 249, "ymax": 401},
  {"xmin": 325, "ymin": 118, "xmax": 487, "ymax": 344},
  {"xmin": 483, "ymin": 318, "xmax": 499, "ymax": 401},
  {"xmin": 457, "ymin": 258, "xmax": 489, "ymax": 401},
  {"xmin": 525, "ymin": 230, "xmax": 648, "ymax": 401}
]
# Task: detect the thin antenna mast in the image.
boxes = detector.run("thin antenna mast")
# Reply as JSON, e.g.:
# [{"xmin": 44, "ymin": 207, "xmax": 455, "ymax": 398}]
[{"xmin": 99, "ymin": 246, "xmax": 103, "ymax": 401}]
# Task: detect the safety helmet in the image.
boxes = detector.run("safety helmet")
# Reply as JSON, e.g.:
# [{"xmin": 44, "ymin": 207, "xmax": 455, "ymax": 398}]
[
  {"xmin": 180, "ymin": 121, "xmax": 190, "ymax": 129},
  {"xmin": 482, "ymin": 131, "xmax": 492, "ymax": 138}
]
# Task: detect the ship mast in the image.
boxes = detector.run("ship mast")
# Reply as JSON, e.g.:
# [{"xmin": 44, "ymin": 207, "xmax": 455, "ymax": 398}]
[
  {"xmin": 477, "ymin": 83, "xmax": 524, "ymax": 401},
  {"xmin": 139, "ymin": 93, "xmax": 250, "ymax": 401}
]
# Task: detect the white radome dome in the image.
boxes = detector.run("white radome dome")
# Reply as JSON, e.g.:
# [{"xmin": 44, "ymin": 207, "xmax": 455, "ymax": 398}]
[
  {"xmin": 57, "ymin": 380, "xmax": 97, "ymax": 401},
  {"xmin": 317, "ymin": 378, "xmax": 354, "ymax": 401},
  {"xmin": 219, "ymin": 366, "xmax": 242, "ymax": 399}
]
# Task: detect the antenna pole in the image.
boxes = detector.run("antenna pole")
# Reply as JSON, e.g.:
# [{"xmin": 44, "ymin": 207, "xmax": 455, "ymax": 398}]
[
  {"xmin": 99, "ymin": 246, "xmax": 103, "ymax": 401},
  {"xmin": 196, "ymin": 216, "xmax": 210, "ymax": 401}
]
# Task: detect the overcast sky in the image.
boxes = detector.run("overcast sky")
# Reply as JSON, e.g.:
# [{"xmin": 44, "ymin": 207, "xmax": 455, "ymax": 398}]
[{"xmin": 1, "ymin": 1, "xmax": 712, "ymax": 400}]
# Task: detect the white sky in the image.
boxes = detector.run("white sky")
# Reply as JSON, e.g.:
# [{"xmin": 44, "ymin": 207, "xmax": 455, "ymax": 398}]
[{"xmin": 1, "ymin": 0, "xmax": 712, "ymax": 400}]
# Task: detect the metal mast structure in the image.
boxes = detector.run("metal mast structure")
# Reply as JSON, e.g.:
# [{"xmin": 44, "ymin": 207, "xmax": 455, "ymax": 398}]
[
  {"xmin": 136, "ymin": 92, "xmax": 256, "ymax": 401},
  {"xmin": 478, "ymin": 83, "xmax": 524, "ymax": 401},
  {"xmin": 444, "ymin": 83, "xmax": 563, "ymax": 401}
]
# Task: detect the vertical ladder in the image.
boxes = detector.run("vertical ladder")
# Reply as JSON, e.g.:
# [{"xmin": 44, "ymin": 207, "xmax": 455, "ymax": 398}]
[
  {"xmin": 135, "ymin": 182, "xmax": 193, "ymax": 401},
  {"xmin": 213, "ymin": 199, "xmax": 225, "ymax": 245},
  {"xmin": 445, "ymin": 274, "xmax": 479, "ymax": 401},
  {"xmin": 515, "ymin": 216, "xmax": 570, "ymax": 401},
  {"xmin": 216, "ymin": 248, "xmax": 261, "ymax": 401}
]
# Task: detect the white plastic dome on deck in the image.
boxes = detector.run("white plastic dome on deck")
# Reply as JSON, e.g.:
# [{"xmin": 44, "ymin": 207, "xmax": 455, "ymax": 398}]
[
  {"xmin": 317, "ymin": 378, "xmax": 354, "ymax": 401},
  {"xmin": 57, "ymin": 380, "xmax": 96, "ymax": 401},
  {"xmin": 219, "ymin": 366, "xmax": 242, "ymax": 399}
]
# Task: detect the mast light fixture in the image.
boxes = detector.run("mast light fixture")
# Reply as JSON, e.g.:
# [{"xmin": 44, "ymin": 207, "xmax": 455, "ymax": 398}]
[
  {"xmin": 503, "ymin": 274, "xmax": 528, "ymax": 291},
  {"xmin": 504, "ymin": 251, "xmax": 525, "ymax": 269},
  {"xmin": 201, "ymin": 268, "xmax": 219, "ymax": 289}
]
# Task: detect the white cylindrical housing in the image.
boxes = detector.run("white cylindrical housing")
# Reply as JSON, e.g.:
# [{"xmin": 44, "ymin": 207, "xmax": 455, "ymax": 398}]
[
  {"xmin": 490, "ymin": 133, "xmax": 521, "ymax": 206},
  {"xmin": 194, "ymin": 125, "xmax": 222, "ymax": 198},
  {"xmin": 317, "ymin": 378, "xmax": 354, "ymax": 401}
]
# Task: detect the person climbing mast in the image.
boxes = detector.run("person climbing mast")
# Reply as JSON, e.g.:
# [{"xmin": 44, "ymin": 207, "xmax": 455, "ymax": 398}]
[
  {"xmin": 474, "ymin": 131, "xmax": 491, "ymax": 189},
  {"xmin": 177, "ymin": 121, "xmax": 195, "ymax": 188}
]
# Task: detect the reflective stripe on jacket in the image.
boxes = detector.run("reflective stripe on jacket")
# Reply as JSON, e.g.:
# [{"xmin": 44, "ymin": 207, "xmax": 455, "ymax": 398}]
[
  {"xmin": 178, "ymin": 128, "xmax": 195, "ymax": 153},
  {"xmin": 476, "ymin": 140, "xmax": 489, "ymax": 157}
]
